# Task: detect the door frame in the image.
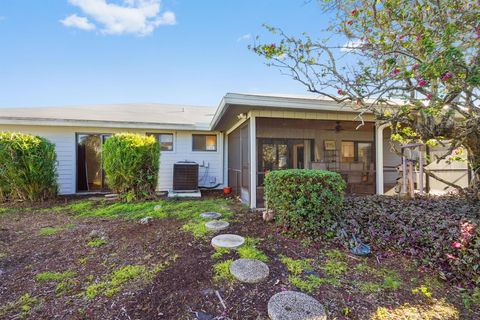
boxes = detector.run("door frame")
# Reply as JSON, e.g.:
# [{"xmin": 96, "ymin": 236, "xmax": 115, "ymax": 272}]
[{"xmin": 75, "ymin": 133, "xmax": 111, "ymax": 193}]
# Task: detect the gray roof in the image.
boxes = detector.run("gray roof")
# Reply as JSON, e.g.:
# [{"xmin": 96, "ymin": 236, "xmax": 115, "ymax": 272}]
[
  {"xmin": 0, "ymin": 93, "xmax": 391, "ymax": 131},
  {"xmin": 0, "ymin": 103, "xmax": 216, "ymax": 130}
]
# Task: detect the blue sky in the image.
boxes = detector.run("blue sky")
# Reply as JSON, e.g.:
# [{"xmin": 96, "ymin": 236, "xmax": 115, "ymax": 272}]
[{"xmin": 0, "ymin": 0, "xmax": 330, "ymax": 108}]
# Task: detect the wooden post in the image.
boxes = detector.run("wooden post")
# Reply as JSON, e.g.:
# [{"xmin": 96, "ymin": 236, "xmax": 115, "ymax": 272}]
[{"xmin": 418, "ymin": 145, "xmax": 424, "ymax": 195}]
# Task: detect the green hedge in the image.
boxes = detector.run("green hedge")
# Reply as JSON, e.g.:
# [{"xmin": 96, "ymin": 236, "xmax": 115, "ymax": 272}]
[
  {"xmin": 264, "ymin": 169, "xmax": 346, "ymax": 237},
  {"xmin": 102, "ymin": 133, "xmax": 160, "ymax": 201},
  {"xmin": 0, "ymin": 132, "xmax": 58, "ymax": 202}
]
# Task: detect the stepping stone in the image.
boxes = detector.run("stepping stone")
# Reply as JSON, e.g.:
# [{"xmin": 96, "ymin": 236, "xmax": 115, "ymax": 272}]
[
  {"xmin": 229, "ymin": 258, "xmax": 269, "ymax": 283},
  {"xmin": 211, "ymin": 234, "xmax": 245, "ymax": 249},
  {"xmin": 205, "ymin": 220, "xmax": 229, "ymax": 231},
  {"xmin": 268, "ymin": 291, "xmax": 326, "ymax": 320},
  {"xmin": 154, "ymin": 204, "xmax": 162, "ymax": 211},
  {"xmin": 200, "ymin": 212, "xmax": 222, "ymax": 219}
]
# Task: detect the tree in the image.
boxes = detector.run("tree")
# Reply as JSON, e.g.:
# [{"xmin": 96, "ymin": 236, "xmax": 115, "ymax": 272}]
[{"xmin": 252, "ymin": 0, "xmax": 480, "ymax": 188}]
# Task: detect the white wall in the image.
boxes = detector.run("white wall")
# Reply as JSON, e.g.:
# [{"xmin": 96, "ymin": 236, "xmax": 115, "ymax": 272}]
[{"xmin": 0, "ymin": 125, "xmax": 224, "ymax": 194}]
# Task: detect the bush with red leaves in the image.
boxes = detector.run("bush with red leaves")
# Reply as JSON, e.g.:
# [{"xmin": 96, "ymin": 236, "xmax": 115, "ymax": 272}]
[{"xmin": 342, "ymin": 195, "xmax": 480, "ymax": 288}]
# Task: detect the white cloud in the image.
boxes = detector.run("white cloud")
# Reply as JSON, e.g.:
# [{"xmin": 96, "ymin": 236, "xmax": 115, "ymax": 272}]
[
  {"xmin": 237, "ymin": 33, "xmax": 251, "ymax": 42},
  {"xmin": 341, "ymin": 39, "xmax": 364, "ymax": 52},
  {"xmin": 63, "ymin": 0, "xmax": 176, "ymax": 36},
  {"xmin": 60, "ymin": 14, "xmax": 96, "ymax": 30}
]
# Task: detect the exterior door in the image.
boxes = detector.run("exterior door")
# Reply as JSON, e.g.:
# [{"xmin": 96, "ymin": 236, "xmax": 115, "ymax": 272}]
[{"xmin": 76, "ymin": 133, "xmax": 110, "ymax": 192}]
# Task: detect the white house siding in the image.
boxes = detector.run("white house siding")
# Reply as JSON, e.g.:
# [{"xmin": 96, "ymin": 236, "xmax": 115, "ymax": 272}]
[{"xmin": 0, "ymin": 125, "xmax": 224, "ymax": 194}]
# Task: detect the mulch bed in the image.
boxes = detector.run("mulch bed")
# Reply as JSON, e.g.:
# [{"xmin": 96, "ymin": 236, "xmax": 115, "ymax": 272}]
[{"xmin": 0, "ymin": 196, "xmax": 478, "ymax": 319}]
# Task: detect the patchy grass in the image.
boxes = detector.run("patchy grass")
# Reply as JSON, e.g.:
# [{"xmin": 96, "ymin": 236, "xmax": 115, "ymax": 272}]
[
  {"xmin": 237, "ymin": 238, "xmax": 268, "ymax": 262},
  {"xmin": 86, "ymin": 238, "xmax": 107, "ymax": 248},
  {"xmin": 321, "ymin": 249, "xmax": 347, "ymax": 277},
  {"xmin": 85, "ymin": 255, "xmax": 177, "ymax": 299},
  {"xmin": 0, "ymin": 293, "xmax": 40, "ymax": 319},
  {"xmin": 48, "ymin": 198, "xmax": 235, "ymax": 238},
  {"xmin": 38, "ymin": 223, "xmax": 75, "ymax": 236},
  {"xmin": 280, "ymin": 255, "xmax": 314, "ymax": 275},
  {"xmin": 52, "ymin": 198, "xmax": 233, "ymax": 220},
  {"xmin": 38, "ymin": 226, "xmax": 63, "ymax": 236},
  {"xmin": 211, "ymin": 247, "xmax": 230, "ymax": 259},
  {"xmin": 280, "ymin": 255, "xmax": 329, "ymax": 293},
  {"xmin": 212, "ymin": 259, "xmax": 234, "ymax": 283},
  {"xmin": 181, "ymin": 220, "xmax": 208, "ymax": 238},
  {"xmin": 289, "ymin": 274, "xmax": 339, "ymax": 293},
  {"xmin": 372, "ymin": 299, "xmax": 459, "ymax": 320},
  {"xmin": 36, "ymin": 271, "xmax": 77, "ymax": 296},
  {"xmin": 353, "ymin": 263, "xmax": 402, "ymax": 293},
  {"xmin": 36, "ymin": 270, "xmax": 76, "ymax": 282}
]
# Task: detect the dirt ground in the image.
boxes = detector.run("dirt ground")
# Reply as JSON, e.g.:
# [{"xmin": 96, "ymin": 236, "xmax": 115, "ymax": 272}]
[{"xmin": 0, "ymin": 195, "xmax": 478, "ymax": 320}]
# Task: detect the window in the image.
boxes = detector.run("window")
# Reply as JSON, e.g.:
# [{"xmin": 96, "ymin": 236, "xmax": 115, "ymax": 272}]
[
  {"xmin": 148, "ymin": 133, "xmax": 174, "ymax": 151},
  {"xmin": 192, "ymin": 134, "xmax": 217, "ymax": 151},
  {"xmin": 341, "ymin": 141, "xmax": 372, "ymax": 164}
]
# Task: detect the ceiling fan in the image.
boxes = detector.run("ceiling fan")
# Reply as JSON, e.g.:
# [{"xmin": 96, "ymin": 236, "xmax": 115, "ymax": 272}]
[{"xmin": 334, "ymin": 121, "xmax": 345, "ymax": 132}]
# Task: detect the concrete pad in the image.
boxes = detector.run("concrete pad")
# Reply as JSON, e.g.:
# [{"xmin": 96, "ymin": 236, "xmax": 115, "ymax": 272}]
[
  {"xmin": 205, "ymin": 220, "xmax": 229, "ymax": 231},
  {"xmin": 200, "ymin": 212, "xmax": 222, "ymax": 219},
  {"xmin": 168, "ymin": 190, "xmax": 202, "ymax": 198},
  {"xmin": 211, "ymin": 234, "xmax": 245, "ymax": 249},
  {"xmin": 229, "ymin": 258, "xmax": 269, "ymax": 283},
  {"xmin": 268, "ymin": 291, "xmax": 326, "ymax": 320}
]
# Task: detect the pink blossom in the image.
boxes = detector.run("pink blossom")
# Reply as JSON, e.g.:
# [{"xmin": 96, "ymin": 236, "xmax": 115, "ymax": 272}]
[
  {"xmin": 392, "ymin": 68, "xmax": 400, "ymax": 75},
  {"xmin": 347, "ymin": 20, "xmax": 353, "ymax": 26},
  {"xmin": 338, "ymin": 89, "xmax": 344, "ymax": 95},
  {"xmin": 446, "ymin": 253, "xmax": 458, "ymax": 260},
  {"xmin": 351, "ymin": 9, "xmax": 358, "ymax": 16},
  {"xmin": 426, "ymin": 93, "xmax": 433, "ymax": 100},
  {"xmin": 441, "ymin": 71, "xmax": 453, "ymax": 81},
  {"xmin": 413, "ymin": 64, "xmax": 419, "ymax": 70},
  {"xmin": 452, "ymin": 242, "xmax": 462, "ymax": 249},
  {"xmin": 418, "ymin": 79, "xmax": 428, "ymax": 87}
]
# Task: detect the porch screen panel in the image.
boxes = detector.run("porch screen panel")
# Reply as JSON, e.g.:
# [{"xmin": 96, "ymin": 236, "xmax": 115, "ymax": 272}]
[{"xmin": 228, "ymin": 129, "xmax": 241, "ymax": 196}]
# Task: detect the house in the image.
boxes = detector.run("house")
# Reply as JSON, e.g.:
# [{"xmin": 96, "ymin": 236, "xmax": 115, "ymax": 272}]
[{"xmin": 0, "ymin": 93, "xmax": 470, "ymax": 208}]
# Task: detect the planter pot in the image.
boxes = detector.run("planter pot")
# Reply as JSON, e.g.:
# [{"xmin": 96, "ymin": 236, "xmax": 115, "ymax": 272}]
[{"xmin": 223, "ymin": 187, "xmax": 232, "ymax": 195}]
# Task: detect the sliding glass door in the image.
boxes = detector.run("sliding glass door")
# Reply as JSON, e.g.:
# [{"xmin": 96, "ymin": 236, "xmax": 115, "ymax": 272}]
[
  {"xmin": 76, "ymin": 134, "xmax": 110, "ymax": 192},
  {"xmin": 257, "ymin": 138, "xmax": 313, "ymax": 185}
]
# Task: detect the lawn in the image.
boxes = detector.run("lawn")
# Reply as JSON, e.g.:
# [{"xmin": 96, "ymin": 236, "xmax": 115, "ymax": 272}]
[{"xmin": 0, "ymin": 194, "xmax": 478, "ymax": 319}]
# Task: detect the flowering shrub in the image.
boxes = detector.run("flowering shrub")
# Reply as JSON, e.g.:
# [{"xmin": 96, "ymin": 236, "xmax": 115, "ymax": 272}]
[{"xmin": 342, "ymin": 195, "xmax": 480, "ymax": 287}]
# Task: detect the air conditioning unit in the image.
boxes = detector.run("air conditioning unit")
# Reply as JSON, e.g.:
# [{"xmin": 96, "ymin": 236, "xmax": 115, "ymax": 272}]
[{"xmin": 173, "ymin": 161, "xmax": 199, "ymax": 192}]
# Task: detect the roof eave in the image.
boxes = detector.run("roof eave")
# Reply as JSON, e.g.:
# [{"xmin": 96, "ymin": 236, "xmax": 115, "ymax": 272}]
[
  {"xmin": 209, "ymin": 93, "xmax": 374, "ymax": 130},
  {"xmin": 0, "ymin": 117, "xmax": 211, "ymax": 131}
]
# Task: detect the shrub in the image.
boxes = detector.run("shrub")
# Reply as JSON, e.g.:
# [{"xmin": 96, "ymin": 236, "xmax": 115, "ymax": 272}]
[
  {"xmin": 0, "ymin": 132, "xmax": 58, "ymax": 202},
  {"xmin": 264, "ymin": 169, "xmax": 346, "ymax": 237},
  {"xmin": 342, "ymin": 195, "xmax": 480, "ymax": 288},
  {"xmin": 102, "ymin": 133, "xmax": 159, "ymax": 201}
]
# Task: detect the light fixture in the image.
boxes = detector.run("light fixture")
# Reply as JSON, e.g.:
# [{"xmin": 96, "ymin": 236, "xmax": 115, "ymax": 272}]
[{"xmin": 237, "ymin": 113, "xmax": 247, "ymax": 120}]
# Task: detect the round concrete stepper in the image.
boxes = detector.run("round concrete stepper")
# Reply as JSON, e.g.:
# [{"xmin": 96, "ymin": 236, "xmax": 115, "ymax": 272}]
[
  {"xmin": 229, "ymin": 258, "xmax": 269, "ymax": 283},
  {"xmin": 154, "ymin": 204, "xmax": 162, "ymax": 211},
  {"xmin": 267, "ymin": 291, "xmax": 327, "ymax": 320},
  {"xmin": 200, "ymin": 212, "xmax": 222, "ymax": 219},
  {"xmin": 205, "ymin": 220, "xmax": 229, "ymax": 231},
  {"xmin": 211, "ymin": 234, "xmax": 245, "ymax": 249}
]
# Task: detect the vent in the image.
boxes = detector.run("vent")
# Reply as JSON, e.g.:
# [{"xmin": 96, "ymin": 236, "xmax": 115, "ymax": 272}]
[{"xmin": 173, "ymin": 161, "xmax": 199, "ymax": 192}]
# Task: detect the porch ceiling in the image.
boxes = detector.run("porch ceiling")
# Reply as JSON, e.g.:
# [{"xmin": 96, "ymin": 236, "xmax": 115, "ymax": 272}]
[{"xmin": 211, "ymin": 93, "xmax": 376, "ymax": 132}]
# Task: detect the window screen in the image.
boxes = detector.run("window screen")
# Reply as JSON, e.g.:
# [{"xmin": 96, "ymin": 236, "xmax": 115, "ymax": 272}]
[{"xmin": 192, "ymin": 134, "xmax": 217, "ymax": 151}]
